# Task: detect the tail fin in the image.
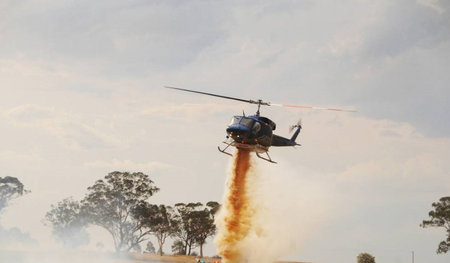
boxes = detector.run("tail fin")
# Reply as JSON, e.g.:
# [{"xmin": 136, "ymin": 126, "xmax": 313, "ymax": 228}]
[
  {"xmin": 289, "ymin": 119, "xmax": 302, "ymax": 144},
  {"xmin": 290, "ymin": 124, "xmax": 302, "ymax": 143}
]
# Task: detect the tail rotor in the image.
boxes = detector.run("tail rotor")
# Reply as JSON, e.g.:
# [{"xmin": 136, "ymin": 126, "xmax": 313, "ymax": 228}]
[{"xmin": 289, "ymin": 119, "xmax": 302, "ymax": 133}]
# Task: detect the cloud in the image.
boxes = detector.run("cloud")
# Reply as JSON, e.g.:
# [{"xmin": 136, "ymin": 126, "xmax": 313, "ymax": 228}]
[
  {"xmin": 3, "ymin": 104, "xmax": 123, "ymax": 150},
  {"xmin": 417, "ymin": 0, "xmax": 447, "ymax": 14},
  {"xmin": 140, "ymin": 102, "xmax": 237, "ymax": 121},
  {"xmin": 2, "ymin": 0, "xmax": 449, "ymax": 137},
  {"xmin": 84, "ymin": 159, "xmax": 171, "ymax": 173},
  {"xmin": 0, "ymin": 0, "xmax": 228, "ymax": 75}
]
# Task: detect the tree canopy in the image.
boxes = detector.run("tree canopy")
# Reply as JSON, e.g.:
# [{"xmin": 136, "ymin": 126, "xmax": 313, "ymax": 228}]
[
  {"xmin": 357, "ymin": 253, "xmax": 375, "ymax": 263},
  {"xmin": 45, "ymin": 197, "xmax": 88, "ymax": 247},
  {"xmin": 45, "ymin": 171, "xmax": 220, "ymax": 256},
  {"xmin": 421, "ymin": 196, "xmax": 450, "ymax": 253},
  {"xmin": 81, "ymin": 171, "xmax": 159, "ymax": 252},
  {"xmin": 171, "ymin": 202, "xmax": 220, "ymax": 256},
  {"xmin": 133, "ymin": 203, "xmax": 177, "ymax": 255},
  {"xmin": 0, "ymin": 176, "xmax": 27, "ymax": 213}
]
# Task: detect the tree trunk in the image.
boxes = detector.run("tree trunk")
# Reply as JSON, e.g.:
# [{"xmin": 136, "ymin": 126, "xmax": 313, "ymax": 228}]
[
  {"xmin": 157, "ymin": 236, "xmax": 163, "ymax": 255},
  {"xmin": 200, "ymin": 242, "xmax": 203, "ymax": 257}
]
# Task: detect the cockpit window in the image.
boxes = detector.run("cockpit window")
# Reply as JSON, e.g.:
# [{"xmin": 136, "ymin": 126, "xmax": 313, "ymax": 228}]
[
  {"xmin": 229, "ymin": 116, "xmax": 255, "ymax": 128},
  {"xmin": 240, "ymin": 117, "xmax": 254, "ymax": 128},
  {"xmin": 252, "ymin": 122, "xmax": 261, "ymax": 133},
  {"xmin": 229, "ymin": 116, "xmax": 242, "ymax": 125}
]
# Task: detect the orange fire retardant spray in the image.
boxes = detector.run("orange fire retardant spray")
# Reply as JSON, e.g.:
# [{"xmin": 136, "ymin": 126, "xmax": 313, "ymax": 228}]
[{"xmin": 215, "ymin": 149, "xmax": 255, "ymax": 263}]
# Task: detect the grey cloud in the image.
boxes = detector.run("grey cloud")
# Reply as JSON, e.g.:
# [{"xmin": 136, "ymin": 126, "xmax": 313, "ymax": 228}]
[
  {"xmin": 4, "ymin": 105, "xmax": 122, "ymax": 150},
  {"xmin": 0, "ymin": 0, "xmax": 228, "ymax": 76},
  {"xmin": 362, "ymin": 0, "xmax": 450, "ymax": 59},
  {"xmin": 1, "ymin": 0, "xmax": 449, "ymax": 138},
  {"xmin": 227, "ymin": 0, "xmax": 450, "ymax": 137}
]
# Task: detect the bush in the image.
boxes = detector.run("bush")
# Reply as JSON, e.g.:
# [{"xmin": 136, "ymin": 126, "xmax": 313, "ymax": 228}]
[
  {"xmin": 357, "ymin": 252, "xmax": 375, "ymax": 263},
  {"xmin": 145, "ymin": 241, "xmax": 156, "ymax": 254},
  {"xmin": 171, "ymin": 240, "xmax": 186, "ymax": 255}
]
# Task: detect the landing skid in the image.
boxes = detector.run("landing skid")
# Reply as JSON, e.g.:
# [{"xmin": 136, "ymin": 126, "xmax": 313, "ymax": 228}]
[
  {"xmin": 218, "ymin": 141, "xmax": 277, "ymax": 164},
  {"xmin": 256, "ymin": 152, "xmax": 277, "ymax": 164},
  {"xmin": 218, "ymin": 142, "xmax": 233, "ymax": 156}
]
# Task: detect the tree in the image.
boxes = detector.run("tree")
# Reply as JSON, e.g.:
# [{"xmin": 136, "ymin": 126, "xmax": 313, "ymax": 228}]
[
  {"xmin": 45, "ymin": 198, "xmax": 89, "ymax": 247},
  {"xmin": 172, "ymin": 202, "xmax": 202, "ymax": 255},
  {"xmin": 0, "ymin": 176, "xmax": 27, "ymax": 213},
  {"xmin": 145, "ymin": 240, "xmax": 156, "ymax": 254},
  {"xmin": 81, "ymin": 171, "xmax": 159, "ymax": 252},
  {"xmin": 151, "ymin": 205, "xmax": 177, "ymax": 255},
  {"xmin": 133, "ymin": 203, "xmax": 177, "ymax": 255},
  {"xmin": 421, "ymin": 196, "xmax": 450, "ymax": 253},
  {"xmin": 171, "ymin": 239, "xmax": 186, "ymax": 255},
  {"xmin": 357, "ymin": 253, "xmax": 375, "ymax": 263},
  {"xmin": 171, "ymin": 202, "xmax": 220, "ymax": 256},
  {"xmin": 194, "ymin": 201, "xmax": 220, "ymax": 257}
]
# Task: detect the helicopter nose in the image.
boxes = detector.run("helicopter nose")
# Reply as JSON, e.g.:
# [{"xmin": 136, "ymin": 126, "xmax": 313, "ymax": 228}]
[{"xmin": 226, "ymin": 125, "xmax": 250, "ymax": 137}]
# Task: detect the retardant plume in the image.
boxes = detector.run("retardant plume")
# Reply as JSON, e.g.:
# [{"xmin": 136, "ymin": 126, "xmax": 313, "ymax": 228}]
[
  {"xmin": 214, "ymin": 149, "xmax": 253, "ymax": 263},
  {"xmin": 215, "ymin": 149, "xmax": 331, "ymax": 263}
]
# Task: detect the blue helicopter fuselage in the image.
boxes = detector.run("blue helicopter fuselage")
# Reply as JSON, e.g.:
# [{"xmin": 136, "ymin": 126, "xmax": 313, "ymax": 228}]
[
  {"xmin": 225, "ymin": 114, "xmax": 301, "ymax": 154},
  {"xmin": 226, "ymin": 115, "xmax": 275, "ymax": 149}
]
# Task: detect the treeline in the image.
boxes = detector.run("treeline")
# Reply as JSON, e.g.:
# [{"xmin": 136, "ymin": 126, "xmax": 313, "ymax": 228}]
[{"xmin": 44, "ymin": 171, "xmax": 220, "ymax": 256}]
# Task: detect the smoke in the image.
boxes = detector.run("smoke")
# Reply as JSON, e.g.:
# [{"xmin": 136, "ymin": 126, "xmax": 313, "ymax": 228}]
[
  {"xmin": 0, "ymin": 249, "xmax": 133, "ymax": 263},
  {"xmin": 0, "ymin": 225, "xmax": 36, "ymax": 246},
  {"xmin": 215, "ymin": 149, "xmax": 331, "ymax": 263}
]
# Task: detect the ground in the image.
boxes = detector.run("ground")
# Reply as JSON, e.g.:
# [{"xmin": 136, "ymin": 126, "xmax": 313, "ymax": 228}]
[{"xmin": 0, "ymin": 250, "xmax": 305, "ymax": 263}]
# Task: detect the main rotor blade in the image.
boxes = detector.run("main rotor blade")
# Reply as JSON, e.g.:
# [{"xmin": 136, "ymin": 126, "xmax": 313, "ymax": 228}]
[
  {"xmin": 165, "ymin": 86, "xmax": 355, "ymax": 112},
  {"xmin": 270, "ymin": 103, "xmax": 357, "ymax": 112},
  {"xmin": 165, "ymin": 86, "xmax": 264, "ymax": 105}
]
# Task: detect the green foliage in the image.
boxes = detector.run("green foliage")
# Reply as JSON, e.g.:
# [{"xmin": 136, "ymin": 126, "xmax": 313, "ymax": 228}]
[
  {"xmin": 133, "ymin": 203, "xmax": 177, "ymax": 255},
  {"xmin": 44, "ymin": 170, "xmax": 220, "ymax": 256},
  {"xmin": 172, "ymin": 202, "xmax": 202, "ymax": 255},
  {"xmin": 171, "ymin": 239, "xmax": 186, "ymax": 255},
  {"xmin": 421, "ymin": 196, "xmax": 450, "ymax": 253},
  {"xmin": 0, "ymin": 176, "xmax": 27, "ymax": 213},
  {"xmin": 81, "ymin": 171, "xmax": 159, "ymax": 252},
  {"xmin": 194, "ymin": 201, "xmax": 220, "ymax": 257},
  {"xmin": 172, "ymin": 202, "xmax": 220, "ymax": 256},
  {"xmin": 45, "ymin": 198, "xmax": 89, "ymax": 247},
  {"xmin": 357, "ymin": 252, "xmax": 375, "ymax": 263}
]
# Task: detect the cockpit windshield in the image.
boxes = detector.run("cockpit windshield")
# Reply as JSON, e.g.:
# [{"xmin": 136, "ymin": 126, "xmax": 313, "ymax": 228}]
[
  {"xmin": 229, "ymin": 116, "xmax": 255, "ymax": 128},
  {"xmin": 229, "ymin": 116, "xmax": 242, "ymax": 125},
  {"xmin": 240, "ymin": 117, "xmax": 254, "ymax": 128}
]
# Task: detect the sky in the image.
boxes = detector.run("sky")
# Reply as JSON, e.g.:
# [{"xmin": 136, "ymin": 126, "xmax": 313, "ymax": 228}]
[{"xmin": 0, "ymin": 0, "xmax": 449, "ymax": 262}]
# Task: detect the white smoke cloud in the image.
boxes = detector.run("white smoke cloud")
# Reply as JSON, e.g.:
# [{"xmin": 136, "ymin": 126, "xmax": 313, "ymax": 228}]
[
  {"xmin": 216, "ymin": 152, "xmax": 334, "ymax": 263},
  {"xmin": 246, "ymin": 160, "xmax": 334, "ymax": 263},
  {"xmin": 0, "ymin": 249, "xmax": 133, "ymax": 263}
]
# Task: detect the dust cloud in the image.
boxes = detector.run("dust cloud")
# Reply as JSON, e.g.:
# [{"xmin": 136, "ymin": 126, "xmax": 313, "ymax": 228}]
[{"xmin": 0, "ymin": 249, "xmax": 130, "ymax": 263}]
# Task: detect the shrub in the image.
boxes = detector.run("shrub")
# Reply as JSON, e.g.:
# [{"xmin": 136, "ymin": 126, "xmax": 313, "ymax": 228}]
[{"xmin": 357, "ymin": 252, "xmax": 375, "ymax": 263}]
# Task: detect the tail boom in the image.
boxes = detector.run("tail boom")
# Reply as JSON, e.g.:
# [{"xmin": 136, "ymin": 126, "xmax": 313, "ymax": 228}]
[{"xmin": 271, "ymin": 125, "xmax": 302, "ymax": 147}]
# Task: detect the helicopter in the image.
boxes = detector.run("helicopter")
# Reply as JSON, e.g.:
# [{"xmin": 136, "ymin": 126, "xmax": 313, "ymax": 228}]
[{"xmin": 165, "ymin": 86, "xmax": 355, "ymax": 163}]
